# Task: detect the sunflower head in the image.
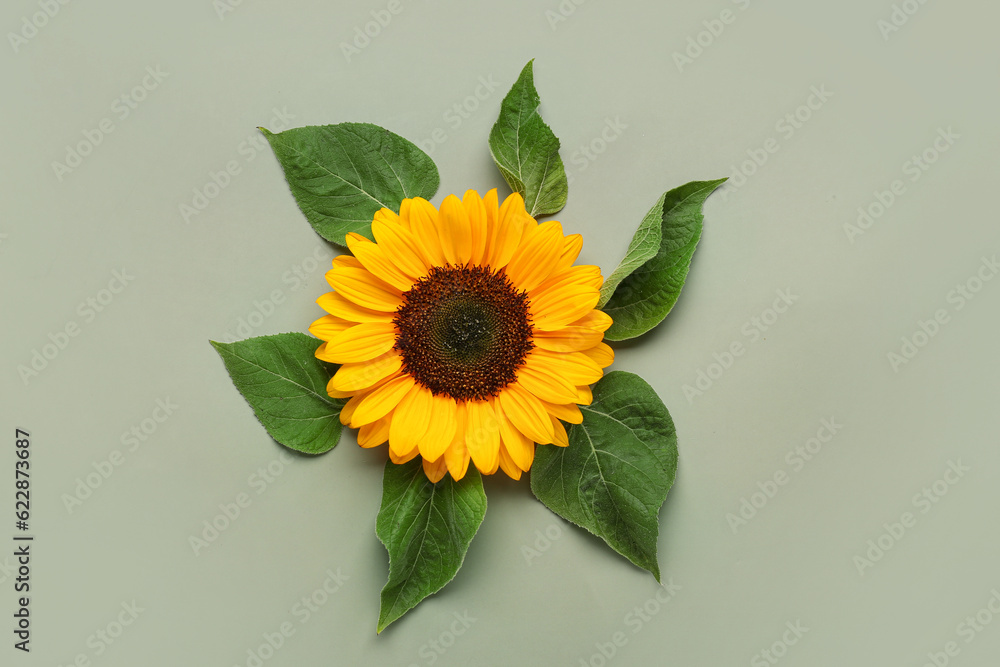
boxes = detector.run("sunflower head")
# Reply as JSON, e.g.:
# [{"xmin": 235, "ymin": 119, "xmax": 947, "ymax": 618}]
[{"xmin": 310, "ymin": 189, "xmax": 614, "ymax": 482}]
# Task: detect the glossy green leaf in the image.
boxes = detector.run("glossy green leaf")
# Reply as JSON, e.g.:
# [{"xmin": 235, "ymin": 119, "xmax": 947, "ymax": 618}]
[
  {"xmin": 488, "ymin": 60, "xmax": 568, "ymax": 217},
  {"xmin": 530, "ymin": 371, "xmax": 678, "ymax": 580},
  {"xmin": 377, "ymin": 460, "xmax": 487, "ymax": 633},
  {"xmin": 602, "ymin": 179, "xmax": 727, "ymax": 341},
  {"xmin": 262, "ymin": 123, "xmax": 439, "ymax": 246},
  {"xmin": 211, "ymin": 333, "xmax": 345, "ymax": 454}
]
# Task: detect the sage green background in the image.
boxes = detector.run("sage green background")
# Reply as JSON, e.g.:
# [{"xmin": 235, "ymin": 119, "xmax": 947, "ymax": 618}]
[{"xmin": 4, "ymin": 1, "xmax": 999, "ymax": 665}]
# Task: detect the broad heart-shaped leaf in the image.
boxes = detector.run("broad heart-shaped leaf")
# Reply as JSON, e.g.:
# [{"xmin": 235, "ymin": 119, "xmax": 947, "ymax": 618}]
[
  {"xmin": 488, "ymin": 60, "xmax": 568, "ymax": 217},
  {"xmin": 261, "ymin": 123, "xmax": 439, "ymax": 246},
  {"xmin": 377, "ymin": 460, "xmax": 486, "ymax": 633},
  {"xmin": 602, "ymin": 179, "xmax": 727, "ymax": 341},
  {"xmin": 530, "ymin": 371, "xmax": 678, "ymax": 581},
  {"xmin": 210, "ymin": 333, "xmax": 345, "ymax": 454}
]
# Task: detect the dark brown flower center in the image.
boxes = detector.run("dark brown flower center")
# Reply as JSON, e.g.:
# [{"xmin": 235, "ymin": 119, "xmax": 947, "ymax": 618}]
[{"xmin": 393, "ymin": 265, "xmax": 534, "ymax": 401}]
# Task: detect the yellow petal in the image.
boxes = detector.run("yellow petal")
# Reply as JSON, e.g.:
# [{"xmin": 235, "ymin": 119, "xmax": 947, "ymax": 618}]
[
  {"xmin": 550, "ymin": 416, "xmax": 570, "ymax": 447},
  {"xmin": 317, "ymin": 292, "xmax": 394, "ymax": 323},
  {"xmin": 550, "ymin": 234, "xmax": 584, "ymax": 280},
  {"xmin": 530, "ymin": 265, "xmax": 603, "ymax": 299},
  {"xmin": 531, "ymin": 285, "xmax": 600, "ymax": 331},
  {"xmin": 499, "ymin": 384, "xmax": 554, "ymax": 444},
  {"xmin": 396, "ymin": 200, "xmax": 411, "ymax": 229},
  {"xmin": 350, "ymin": 375, "xmax": 415, "ymax": 427},
  {"xmin": 444, "ymin": 404, "xmax": 471, "ymax": 480},
  {"xmin": 516, "ymin": 360, "xmax": 581, "ymax": 404},
  {"xmin": 327, "ymin": 266, "xmax": 403, "ymax": 312},
  {"xmin": 506, "ymin": 220, "xmax": 564, "ymax": 292},
  {"xmin": 482, "ymin": 454, "xmax": 500, "ymax": 475},
  {"xmin": 558, "ymin": 234, "xmax": 583, "ymax": 270},
  {"xmin": 325, "ymin": 376, "xmax": 355, "ymax": 399},
  {"xmin": 317, "ymin": 321, "xmax": 397, "ymax": 364},
  {"xmin": 576, "ymin": 384, "xmax": 593, "ymax": 405},
  {"xmin": 388, "ymin": 384, "xmax": 434, "ymax": 457},
  {"xmin": 407, "ymin": 197, "xmax": 446, "ymax": 267},
  {"xmin": 582, "ymin": 341, "xmax": 615, "ymax": 369},
  {"xmin": 481, "ymin": 188, "xmax": 501, "ymax": 261},
  {"xmin": 445, "ymin": 447, "xmax": 470, "ymax": 481},
  {"xmin": 571, "ymin": 309, "xmax": 614, "ymax": 332},
  {"xmin": 309, "ymin": 315, "xmax": 354, "ymax": 341},
  {"xmin": 486, "ymin": 192, "xmax": 527, "ymax": 268},
  {"xmin": 497, "ymin": 446, "xmax": 522, "ymax": 480},
  {"xmin": 329, "ymin": 363, "xmax": 399, "ymax": 400},
  {"xmin": 529, "ymin": 349, "xmax": 604, "ymax": 385},
  {"xmin": 438, "ymin": 194, "xmax": 473, "ymax": 266},
  {"xmin": 328, "ymin": 351, "xmax": 402, "ymax": 393},
  {"xmin": 462, "ymin": 190, "xmax": 488, "ymax": 265},
  {"xmin": 371, "ymin": 216, "xmax": 430, "ymax": 279},
  {"xmin": 582, "ymin": 268, "xmax": 604, "ymax": 290},
  {"xmin": 538, "ymin": 399, "xmax": 583, "ymax": 424},
  {"xmin": 346, "ymin": 232, "xmax": 416, "ymax": 292},
  {"xmin": 358, "ymin": 418, "xmax": 390, "ymax": 448},
  {"xmin": 532, "ymin": 326, "xmax": 604, "ymax": 353},
  {"xmin": 373, "ymin": 207, "xmax": 402, "ymax": 229},
  {"xmin": 465, "ymin": 400, "xmax": 500, "ymax": 474},
  {"xmin": 495, "ymin": 401, "xmax": 534, "ymax": 470},
  {"xmin": 422, "ymin": 456, "xmax": 448, "ymax": 483},
  {"xmin": 420, "ymin": 393, "xmax": 458, "ymax": 461},
  {"xmin": 339, "ymin": 390, "xmax": 367, "ymax": 426},
  {"xmin": 389, "ymin": 441, "xmax": 419, "ymax": 464},
  {"xmin": 331, "ymin": 254, "xmax": 364, "ymax": 271}
]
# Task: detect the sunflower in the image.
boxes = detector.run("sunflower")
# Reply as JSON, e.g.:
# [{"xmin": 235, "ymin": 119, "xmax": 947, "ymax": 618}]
[{"xmin": 309, "ymin": 189, "xmax": 614, "ymax": 482}]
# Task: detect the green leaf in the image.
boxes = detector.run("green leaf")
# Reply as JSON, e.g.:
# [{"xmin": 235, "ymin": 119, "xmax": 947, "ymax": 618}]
[
  {"xmin": 210, "ymin": 333, "xmax": 345, "ymax": 454},
  {"xmin": 488, "ymin": 60, "xmax": 568, "ymax": 217},
  {"xmin": 530, "ymin": 371, "xmax": 678, "ymax": 580},
  {"xmin": 261, "ymin": 123, "xmax": 440, "ymax": 246},
  {"xmin": 598, "ymin": 193, "xmax": 665, "ymax": 308},
  {"xmin": 601, "ymin": 179, "xmax": 727, "ymax": 341},
  {"xmin": 377, "ymin": 460, "xmax": 487, "ymax": 633}
]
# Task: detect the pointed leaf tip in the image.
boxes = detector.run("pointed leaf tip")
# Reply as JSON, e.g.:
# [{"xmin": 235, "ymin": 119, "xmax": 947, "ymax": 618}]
[{"xmin": 489, "ymin": 61, "xmax": 568, "ymax": 217}]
